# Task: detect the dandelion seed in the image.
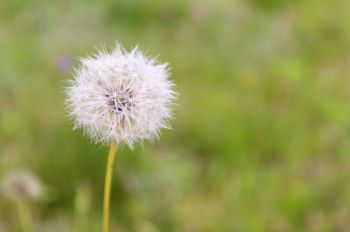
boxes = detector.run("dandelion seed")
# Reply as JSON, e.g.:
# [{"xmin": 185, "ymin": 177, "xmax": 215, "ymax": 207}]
[
  {"xmin": 1, "ymin": 170, "xmax": 42, "ymax": 232},
  {"xmin": 65, "ymin": 43, "xmax": 177, "ymax": 148},
  {"xmin": 1, "ymin": 170, "xmax": 42, "ymax": 201}
]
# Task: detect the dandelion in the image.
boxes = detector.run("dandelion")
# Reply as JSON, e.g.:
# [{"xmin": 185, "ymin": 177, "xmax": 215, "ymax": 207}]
[
  {"xmin": 1, "ymin": 170, "xmax": 43, "ymax": 232},
  {"xmin": 65, "ymin": 42, "xmax": 177, "ymax": 232},
  {"xmin": 2, "ymin": 170, "xmax": 42, "ymax": 201}
]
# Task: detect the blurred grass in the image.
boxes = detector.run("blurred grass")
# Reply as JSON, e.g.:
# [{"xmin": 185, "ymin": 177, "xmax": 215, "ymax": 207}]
[{"xmin": 1, "ymin": 0, "xmax": 350, "ymax": 231}]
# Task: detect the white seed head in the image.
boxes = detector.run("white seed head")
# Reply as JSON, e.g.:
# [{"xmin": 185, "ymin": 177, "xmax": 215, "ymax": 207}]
[
  {"xmin": 65, "ymin": 43, "xmax": 177, "ymax": 148},
  {"xmin": 1, "ymin": 170, "xmax": 43, "ymax": 201}
]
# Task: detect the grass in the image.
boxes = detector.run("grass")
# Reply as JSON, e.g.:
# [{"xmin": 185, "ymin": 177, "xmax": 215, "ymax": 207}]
[{"xmin": 1, "ymin": 0, "xmax": 350, "ymax": 231}]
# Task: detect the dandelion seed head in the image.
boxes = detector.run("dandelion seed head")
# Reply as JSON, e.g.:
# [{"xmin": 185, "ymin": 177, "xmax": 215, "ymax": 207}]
[
  {"xmin": 1, "ymin": 170, "xmax": 42, "ymax": 201},
  {"xmin": 65, "ymin": 43, "xmax": 177, "ymax": 148}
]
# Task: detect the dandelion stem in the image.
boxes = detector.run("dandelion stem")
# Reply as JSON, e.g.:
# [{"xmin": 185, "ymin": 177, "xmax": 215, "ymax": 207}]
[
  {"xmin": 16, "ymin": 200, "xmax": 32, "ymax": 232},
  {"xmin": 103, "ymin": 142, "xmax": 117, "ymax": 232}
]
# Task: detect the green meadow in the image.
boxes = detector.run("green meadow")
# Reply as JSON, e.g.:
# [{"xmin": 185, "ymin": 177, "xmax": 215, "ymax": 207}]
[{"xmin": 1, "ymin": 0, "xmax": 350, "ymax": 231}]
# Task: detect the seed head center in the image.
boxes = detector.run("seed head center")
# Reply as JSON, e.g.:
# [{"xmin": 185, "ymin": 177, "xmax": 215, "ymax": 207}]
[{"xmin": 106, "ymin": 88, "xmax": 134, "ymax": 115}]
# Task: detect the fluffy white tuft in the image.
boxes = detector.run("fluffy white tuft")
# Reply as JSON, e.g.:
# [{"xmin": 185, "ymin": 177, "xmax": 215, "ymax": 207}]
[
  {"xmin": 1, "ymin": 170, "xmax": 42, "ymax": 201},
  {"xmin": 65, "ymin": 43, "xmax": 177, "ymax": 148}
]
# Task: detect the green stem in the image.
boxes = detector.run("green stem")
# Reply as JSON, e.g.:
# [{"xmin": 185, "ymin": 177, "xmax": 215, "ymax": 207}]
[
  {"xmin": 103, "ymin": 142, "xmax": 117, "ymax": 232},
  {"xmin": 16, "ymin": 200, "xmax": 32, "ymax": 232}
]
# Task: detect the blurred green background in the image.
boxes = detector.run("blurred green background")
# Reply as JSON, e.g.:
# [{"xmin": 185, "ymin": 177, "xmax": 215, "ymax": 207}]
[{"xmin": 1, "ymin": 0, "xmax": 350, "ymax": 231}]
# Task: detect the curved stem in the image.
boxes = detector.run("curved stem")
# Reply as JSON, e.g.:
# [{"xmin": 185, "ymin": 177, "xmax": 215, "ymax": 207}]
[{"xmin": 103, "ymin": 142, "xmax": 117, "ymax": 232}]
